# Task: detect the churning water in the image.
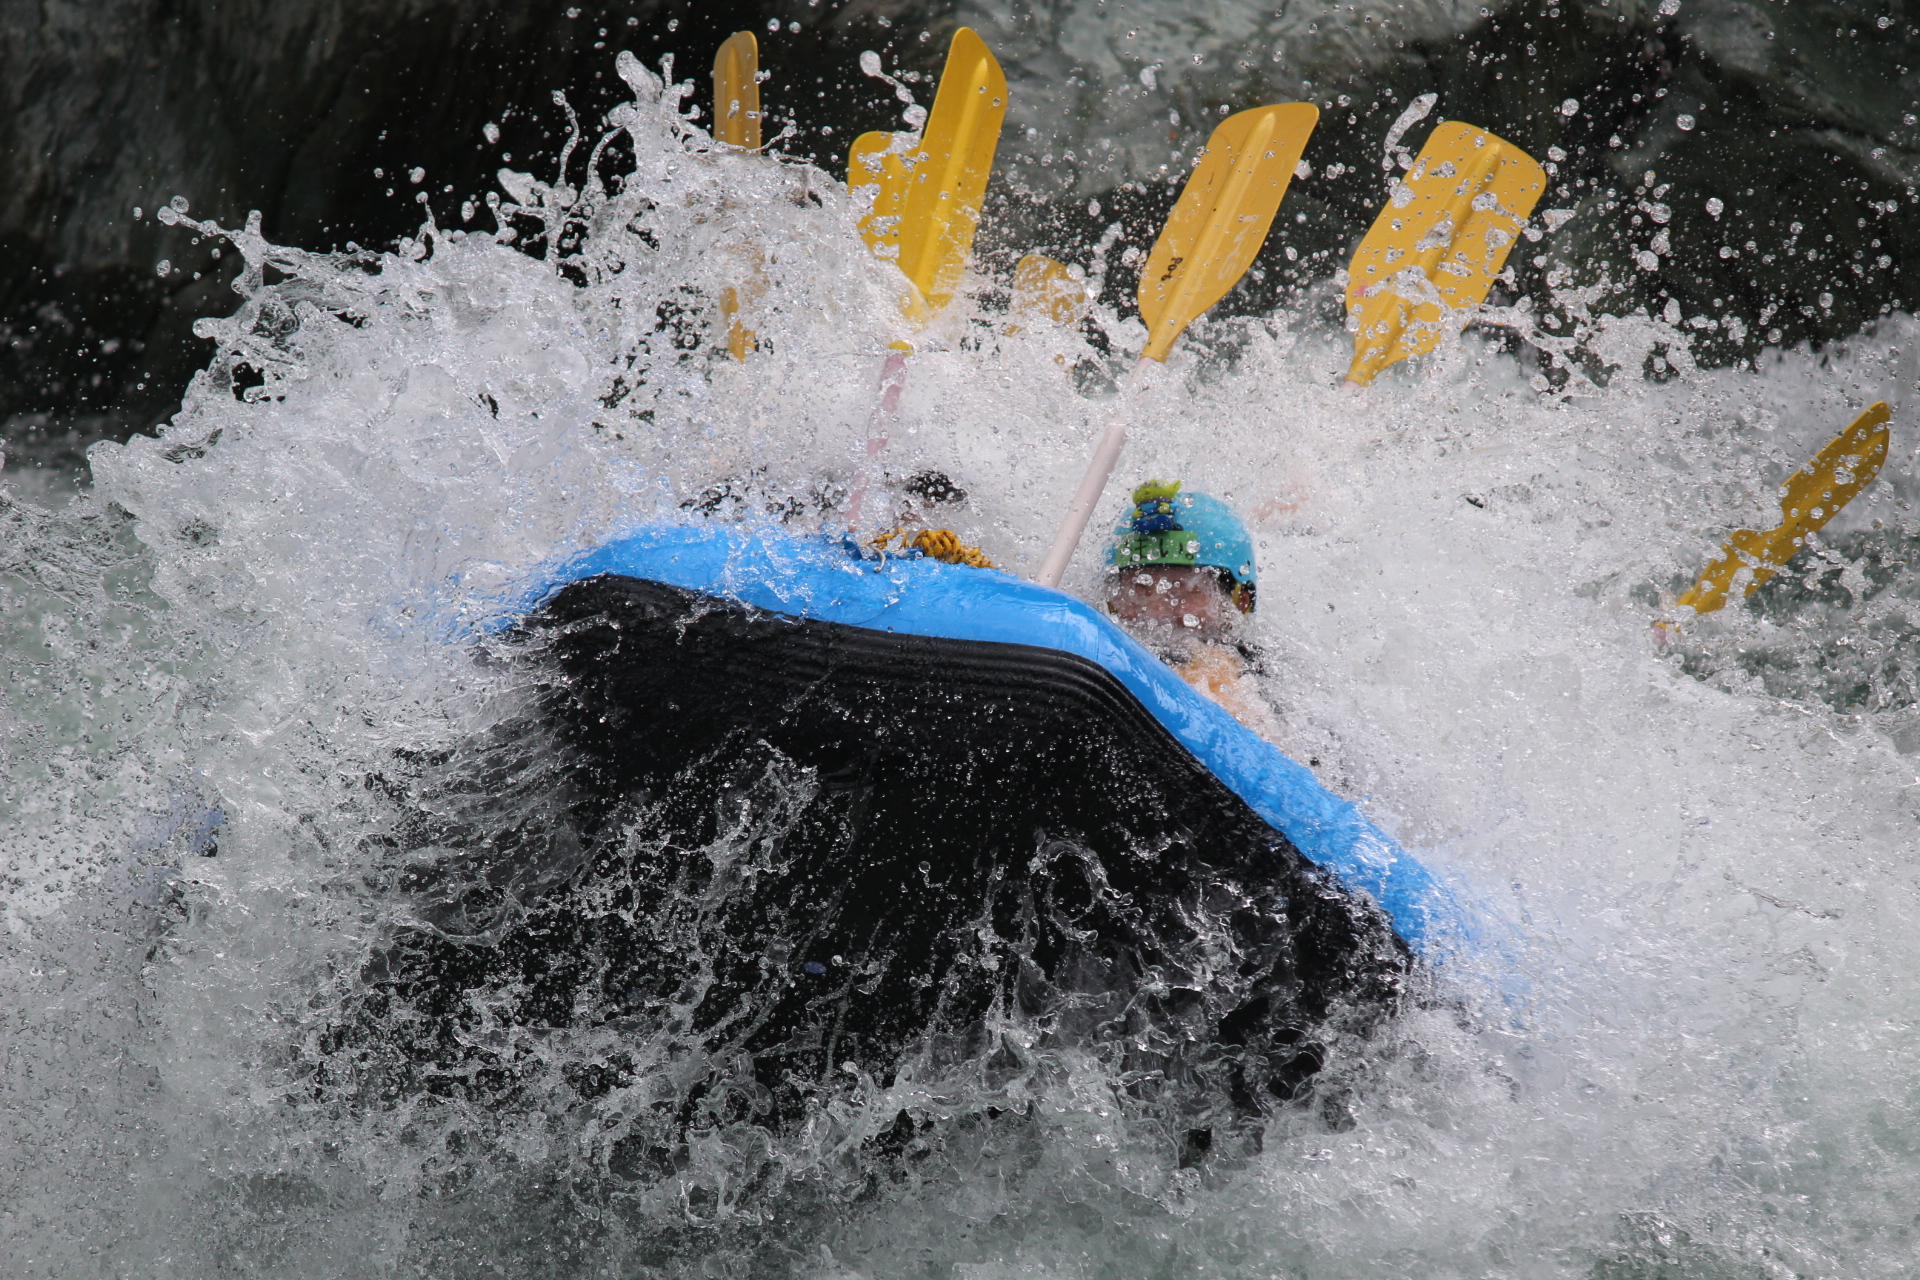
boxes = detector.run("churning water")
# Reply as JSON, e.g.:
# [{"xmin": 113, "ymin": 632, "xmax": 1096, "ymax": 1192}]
[{"xmin": 6, "ymin": 51, "xmax": 1920, "ymax": 1280}]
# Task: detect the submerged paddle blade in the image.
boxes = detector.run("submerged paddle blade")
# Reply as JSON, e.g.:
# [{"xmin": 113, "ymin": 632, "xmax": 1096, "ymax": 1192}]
[
  {"xmin": 720, "ymin": 249, "xmax": 766, "ymax": 362},
  {"xmin": 1138, "ymin": 103, "xmax": 1317, "ymax": 362},
  {"xmin": 713, "ymin": 31, "xmax": 761, "ymax": 151},
  {"xmin": 848, "ymin": 28, "xmax": 1007, "ymax": 318},
  {"xmin": 1345, "ymin": 121, "xmax": 1545, "ymax": 385},
  {"xmin": 1677, "ymin": 402, "xmax": 1893, "ymax": 615},
  {"xmin": 1008, "ymin": 254, "xmax": 1089, "ymax": 331},
  {"xmin": 714, "ymin": 32, "xmax": 763, "ymax": 359}
]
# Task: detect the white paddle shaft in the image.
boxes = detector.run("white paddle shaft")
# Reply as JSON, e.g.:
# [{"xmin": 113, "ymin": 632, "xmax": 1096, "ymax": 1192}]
[{"xmin": 1035, "ymin": 360, "xmax": 1150, "ymax": 588}]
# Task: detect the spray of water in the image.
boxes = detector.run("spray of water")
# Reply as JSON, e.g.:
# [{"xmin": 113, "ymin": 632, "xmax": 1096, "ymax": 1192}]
[{"xmin": 5, "ymin": 49, "xmax": 1920, "ymax": 1280}]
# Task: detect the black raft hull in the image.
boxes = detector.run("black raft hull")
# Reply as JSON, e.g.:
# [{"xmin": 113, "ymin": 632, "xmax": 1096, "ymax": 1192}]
[{"xmin": 351, "ymin": 572, "xmax": 1410, "ymax": 1155}]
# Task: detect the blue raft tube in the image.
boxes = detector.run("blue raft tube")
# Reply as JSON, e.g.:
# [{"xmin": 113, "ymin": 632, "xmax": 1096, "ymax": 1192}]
[{"xmin": 501, "ymin": 520, "xmax": 1476, "ymax": 964}]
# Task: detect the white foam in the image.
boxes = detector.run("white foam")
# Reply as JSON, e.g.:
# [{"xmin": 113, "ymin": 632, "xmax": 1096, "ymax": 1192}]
[{"xmin": 4, "ymin": 51, "xmax": 1920, "ymax": 1279}]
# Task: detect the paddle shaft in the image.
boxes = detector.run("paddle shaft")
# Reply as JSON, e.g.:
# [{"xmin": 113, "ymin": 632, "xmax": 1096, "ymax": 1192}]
[
  {"xmin": 1036, "ymin": 361, "xmax": 1150, "ymax": 588},
  {"xmin": 843, "ymin": 348, "xmax": 912, "ymax": 529}
]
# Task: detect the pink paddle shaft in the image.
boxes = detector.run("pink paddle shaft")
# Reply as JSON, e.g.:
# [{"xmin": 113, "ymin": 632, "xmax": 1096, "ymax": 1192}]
[{"xmin": 843, "ymin": 348, "xmax": 911, "ymax": 530}]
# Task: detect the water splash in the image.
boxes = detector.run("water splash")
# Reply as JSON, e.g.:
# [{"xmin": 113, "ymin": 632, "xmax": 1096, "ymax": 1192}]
[
  {"xmin": 1380, "ymin": 91, "xmax": 1437, "ymax": 174},
  {"xmin": 5, "ymin": 46, "xmax": 1920, "ymax": 1280}
]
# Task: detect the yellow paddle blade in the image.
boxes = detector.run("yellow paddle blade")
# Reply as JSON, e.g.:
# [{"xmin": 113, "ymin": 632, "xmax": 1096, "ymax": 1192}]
[
  {"xmin": 849, "ymin": 129, "xmax": 908, "ymax": 265},
  {"xmin": 847, "ymin": 28, "xmax": 1007, "ymax": 318},
  {"xmin": 720, "ymin": 252, "xmax": 765, "ymax": 361},
  {"xmin": 1137, "ymin": 103, "xmax": 1318, "ymax": 362},
  {"xmin": 1008, "ymin": 254, "xmax": 1089, "ymax": 331},
  {"xmin": 1676, "ymin": 402, "xmax": 1893, "ymax": 615},
  {"xmin": 714, "ymin": 32, "xmax": 762, "ymax": 358},
  {"xmin": 1345, "ymin": 121, "xmax": 1545, "ymax": 385},
  {"xmin": 899, "ymin": 28, "xmax": 1006, "ymax": 312},
  {"xmin": 713, "ymin": 31, "xmax": 761, "ymax": 151},
  {"xmin": 721, "ymin": 286, "xmax": 751, "ymax": 359},
  {"xmin": 848, "ymin": 131, "xmax": 929, "ymax": 328}
]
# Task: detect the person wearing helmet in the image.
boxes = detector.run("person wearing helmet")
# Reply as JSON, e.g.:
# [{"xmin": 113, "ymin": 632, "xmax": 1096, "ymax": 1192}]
[{"xmin": 1107, "ymin": 479, "xmax": 1278, "ymax": 737}]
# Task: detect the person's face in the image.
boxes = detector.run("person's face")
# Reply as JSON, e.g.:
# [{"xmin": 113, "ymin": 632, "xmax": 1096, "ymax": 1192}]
[{"xmin": 1106, "ymin": 565, "xmax": 1238, "ymax": 642}]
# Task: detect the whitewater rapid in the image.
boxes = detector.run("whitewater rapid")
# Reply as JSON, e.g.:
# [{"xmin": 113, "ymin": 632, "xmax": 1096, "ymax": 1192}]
[{"xmin": 5, "ymin": 51, "xmax": 1920, "ymax": 1279}]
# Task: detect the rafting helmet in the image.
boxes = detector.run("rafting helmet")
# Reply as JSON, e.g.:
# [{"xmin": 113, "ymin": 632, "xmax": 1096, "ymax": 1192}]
[{"xmin": 1110, "ymin": 479, "xmax": 1257, "ymax": 613}]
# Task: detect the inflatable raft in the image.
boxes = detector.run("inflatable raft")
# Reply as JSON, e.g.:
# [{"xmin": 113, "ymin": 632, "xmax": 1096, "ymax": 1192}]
[
  {"xmin": 522, "ymin": 521, "xmax": 1461, "ymax": 956},
  {"xmin": 343, "ymin": 521, "xmax": 1459, "ymax": 1136}
]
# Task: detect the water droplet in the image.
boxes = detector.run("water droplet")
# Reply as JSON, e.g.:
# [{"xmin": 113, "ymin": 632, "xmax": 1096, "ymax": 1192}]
[
  {"xmin": 1560, "ymin": 98, "xmax": 1580, "ymax": 117},
  {"xmin": 1706, "ymin": 197, "xmax": 1724, "ymax": 218},
  {"xmin": 408, "ymin": 167, "xmax": 425, "ymax": 185},
  {"xmin": 155, "ymin": 259, "xmax": 170, "ymax": 277},
  {"xmin": 1676, "ymin": 114, "xmax": 1696, "ymax": 131}
]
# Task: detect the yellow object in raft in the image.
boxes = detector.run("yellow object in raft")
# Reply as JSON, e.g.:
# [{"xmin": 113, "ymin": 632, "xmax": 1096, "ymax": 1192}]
[{"xmin": 1007, "ymin": 254, "xmax": 1090, "ymax": 332}]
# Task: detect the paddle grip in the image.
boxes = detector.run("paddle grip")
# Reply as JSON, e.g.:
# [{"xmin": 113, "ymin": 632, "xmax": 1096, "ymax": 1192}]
[{"xmin": 1036, "ymin": 404, "xmax": 1132, "ymax": 589}]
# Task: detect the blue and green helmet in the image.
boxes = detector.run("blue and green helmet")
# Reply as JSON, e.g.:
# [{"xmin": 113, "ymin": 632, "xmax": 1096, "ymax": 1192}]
[{"xmin": 1109, "ymin": 479, "xmax": 1257, "ymax": 614}]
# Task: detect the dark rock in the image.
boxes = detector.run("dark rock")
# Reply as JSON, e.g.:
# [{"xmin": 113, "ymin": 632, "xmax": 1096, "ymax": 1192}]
[
  {"xmin": 5, "ymin": 0, "xmax": 1913, "ymax": 479},
  {"xmin": 963, "ymin": 0, "xmax": 1917, "ymax": 370}
]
